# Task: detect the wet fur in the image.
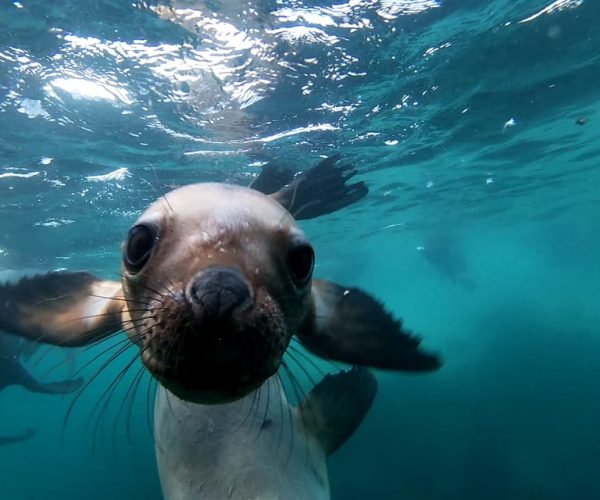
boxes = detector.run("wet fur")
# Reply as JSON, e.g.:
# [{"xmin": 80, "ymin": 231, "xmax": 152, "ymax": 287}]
[{"xmin": 0, "ymin": 157, "xmax": 441, "ymax": 497}]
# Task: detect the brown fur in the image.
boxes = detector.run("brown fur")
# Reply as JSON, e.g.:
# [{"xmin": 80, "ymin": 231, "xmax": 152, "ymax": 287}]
[{"xmin": 0, "ymin": 182, "xmax": 440, "ymax": 404}]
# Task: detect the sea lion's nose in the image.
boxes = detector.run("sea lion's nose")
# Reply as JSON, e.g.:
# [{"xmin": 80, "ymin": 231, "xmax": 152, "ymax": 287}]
[{"xmin": 188, "ymin": 266, "xmax": 251, "ymax": 319}]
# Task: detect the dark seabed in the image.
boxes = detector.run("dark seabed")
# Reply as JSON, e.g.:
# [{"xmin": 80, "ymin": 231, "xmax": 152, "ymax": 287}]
[{"xmin": 1, "ymin": 0, "xmax": 600, "ymax": 498}]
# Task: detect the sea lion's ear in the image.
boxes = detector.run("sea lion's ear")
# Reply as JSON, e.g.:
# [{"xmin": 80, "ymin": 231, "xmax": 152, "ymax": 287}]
[
  {"xmin": 0, "ymin": 271, "xmax": 125, "ymax": 346},
  {"xmin": 299, "ymin": 367, "xmax": 377, "ymax": 456},
  {"xmin": 297, "ymin": 280, "xmax": 442, "ymax": 371},
  {"xmin": 269, "ymin": 155, "xmax": 368, "ymax": 220}
]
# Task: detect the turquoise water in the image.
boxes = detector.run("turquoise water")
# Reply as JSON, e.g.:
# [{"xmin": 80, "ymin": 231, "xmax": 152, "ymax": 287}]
[{"xmin": 1, "ymin": 0, "xmax": 600, "ymax": 498}]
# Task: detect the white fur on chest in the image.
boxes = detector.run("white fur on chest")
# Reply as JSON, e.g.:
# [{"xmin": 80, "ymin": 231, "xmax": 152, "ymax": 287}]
[{"xmin": 154, "ymin": 377, "xmax": 329, "ymax": 500}]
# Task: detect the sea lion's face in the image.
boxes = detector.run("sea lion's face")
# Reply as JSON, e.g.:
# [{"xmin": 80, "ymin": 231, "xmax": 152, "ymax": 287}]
[{"xmin": 120, "ymin": 183, "xmax": 315, "ymax": 404}]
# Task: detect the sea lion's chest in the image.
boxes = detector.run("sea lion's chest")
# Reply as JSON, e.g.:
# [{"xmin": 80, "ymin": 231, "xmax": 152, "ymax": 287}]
[{"xmin": 154, "ymin": 378, "xmax": 329, "ymax": 500}]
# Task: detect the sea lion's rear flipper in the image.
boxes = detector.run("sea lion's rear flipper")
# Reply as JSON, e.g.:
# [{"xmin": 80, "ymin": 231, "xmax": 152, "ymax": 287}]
[
  {"xmin": 0, "ymin": 271, "xmax": 126, "ymax": 346},
  {"xmin": 1, "ymin": 357, "xmax": 83, "ymax": 394},
  {"xmin": 297, "ymin": 280, "xmax": 442, "ymax": 372},
  {"xmin": 249, "ymin": 161, "xmax": 295, "ymax": 195},
  {"xmin": 23, "ymin": 373, "xmax": 84, "ymax": 394},
  {"xmin": 270, "ymin": 154, "xmax": 368, "ymax": 220},
  {"xmin": 300, "ymin": 367, "xmax": 377, "ymax": 456},
  {"xmin": 24, "ymin": 374, "xmax": 84, "ymax": 394},
  {"xmin": 0, "ymin": 428, "xmax": 35, "ymax": 446}
]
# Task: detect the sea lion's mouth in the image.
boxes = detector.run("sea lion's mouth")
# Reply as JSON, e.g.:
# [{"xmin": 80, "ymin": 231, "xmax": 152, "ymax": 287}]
[
  {"xmin": 137, "ymin": 285, "xmax": 290, "ymax": 404},
  {"xmin": 150, "ymin": 367, "xmax": 266, "ymax": 404}
]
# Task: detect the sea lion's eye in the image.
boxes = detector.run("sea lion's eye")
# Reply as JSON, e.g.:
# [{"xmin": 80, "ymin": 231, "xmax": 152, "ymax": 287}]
[
  {"xmin": 123, "ymin": 224, "xmax": 157, "ymax": 273},
  {"xmin": 287, "ymin": 243, "xmax": 314, "ymax": 288}
]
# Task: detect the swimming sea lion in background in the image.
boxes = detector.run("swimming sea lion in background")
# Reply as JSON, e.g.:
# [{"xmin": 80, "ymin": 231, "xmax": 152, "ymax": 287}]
[
  {"xmin": 418, "ymin": 231, "xmax": 476, "ymax": 290},
  {"xmin": 0, "ymin": 156, "xmax": 441, "ymax": 495},
  {"xmin": 0, "ymin": 332, "xmax": 83, "ymax": 447},
  {"xmin": 0, "ymin": 332, "xmax": 83, "ymax": 396},
  {"xmin": 0, "ymin": 428, "xmax": 35, "ymax": 447}
]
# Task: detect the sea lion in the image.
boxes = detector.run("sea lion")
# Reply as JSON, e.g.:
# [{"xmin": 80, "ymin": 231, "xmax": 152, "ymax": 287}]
[
  {"xmin": 418, "ymin": 231, "xmax": 476, "ymax": 290},
  {"xmin": 0, "ymin": 331, "xmax": 83, "ymax": 446},
  {"xmin": 0, "ymin": 332, "xmax": 83, "ymax": 395},
  {"xmin": 0, "ymin": 156, "xmax": 441, "ymax": 496}
]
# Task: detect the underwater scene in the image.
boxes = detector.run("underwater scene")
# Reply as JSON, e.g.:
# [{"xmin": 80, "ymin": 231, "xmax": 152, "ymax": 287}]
[{"xmin": 1, "ymin": 0, "xmax": 599, "ymax": 498}]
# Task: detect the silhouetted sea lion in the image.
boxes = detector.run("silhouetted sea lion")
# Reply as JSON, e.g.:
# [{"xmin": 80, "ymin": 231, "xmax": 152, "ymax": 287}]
[
  {"xmin": 0, "ymin": 333, "xmax": 82, "ymax": 395},
  {"xmin": 0, "ymin": 428, "xmax": 35, "ymax": 447},
  {"xmin": 419, "ymin": 231, "xmax": 476, "ymax": 290},
  {"xmin": 0, "ymin": 332, "xmax": 83, "ymax": 446}
]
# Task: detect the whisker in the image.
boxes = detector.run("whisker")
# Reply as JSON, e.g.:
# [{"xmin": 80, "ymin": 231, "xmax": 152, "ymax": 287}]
[
  {"xmin": 254, "ymin": 375, "xmax": 271, "ymax": 442},
  {"xmin": 290, "ymin": 337, "xmax": 342, "ymax": 372},
  {"xmin": 145, "ymin": 372, "xmax": 157, "ymax": 443},
  {"xmin": 144, "ymin": 160, "xmax": 175, "ymax": 215},
  {"xmin": 32, "ymin": 320, "xmax": 131, "ymax": 375},
  {"xmin": 60, "ymin": 327, "xmax": 149, "ymax": 444},
  {"xmin": 253, "ymin": 378, "xmax": 264, "ymax": 428},
  {"xmin": 235, "ymin": 382, "xmax": 259, "ymax": 433},
  {"xmin": 287, "ymin": 353, "xmax": 321, "ymax": 467},
  {"xmin": 274, "ymin": 373, "xmax": 286, "ymax": 457},
  {"xmin": 29, "ymin": 343, "xmax": 61, "ymax": 369},
  {"xmin": 287, "ymin": 344, "xmax": 327, "ymax": 377},
  {"xmin": 33, "ymin": 318, "xmax": 144, "ymax": 377},
  {"xmin": 81, "ymin": 320, "xmax": 144, "ymax": 353},
  {"xmin": 85, "ymin": 292, "xmax": 152, "ymax": 307},
  {"xmin": 165, "ymin": 387, "xmax": 184, "ymax": 425},
  {"xmin": 162, "ymin": 278, "xmax": 179, "ymax": 299},
  {"xmin": 47, "ymin": 322, "xmax": 147, "ymax": 382},
  {"xmin": 285, "ymin": 349, "xmax": 319, "ymax": 388},
  {"xmin": 279, "ymin": 362, "xmax": 297, "ymax": 467},
  {"xmin": 119, "ymin": 273, "xmax": 167, "ymax": 305},
  {"xmin": 283, "ymin": 358, "xmax": 308, "ymax": 410},
  {"xmin": 31, "ymin": 302, "xmax": 159, "ymax": 352},
  {"xmin": 163, "ymin": 324, "xmax": 182, "ymax": 376},
  {"xmin": 231, "ymin": 341, "xmax": 263, "ymax": 433},
  {"xmin": 281, "ymin": 360, "xmax": 313, "ymax": 467},
  {"xmin": 124, "ymin": 361, "xmax": 148, "ymax": 449},
  {"xmin": 90, "ymin": 348, "xmax": 140, "ymax": 454},
  {"xmin": 287, "ymin": 177, "xmax": 303, "ymax": 217},
  {"xmin": 60, "ymin": 308, "xmax": 162, "ymax": 326},
  {"xmin": 30, "ymin": 289, "xmax": 144, "ymax": 308}
]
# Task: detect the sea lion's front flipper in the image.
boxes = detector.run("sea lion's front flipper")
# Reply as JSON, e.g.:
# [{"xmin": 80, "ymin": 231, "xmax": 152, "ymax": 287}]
[
  {"xmin": 0, "ymin": 428, "xmax": 35, "ymax": 446},
  {"xmin": 270, "ymin": 155, "xmax": 368, "ymax": 220},
  {"xmin": 300, "ymin": 367, "xmax": 377, "ymax": 456},
  {"xmin": 0, "ymin": 357, "xmax": 83, "ymax": 394},
  {"xmin": 297, "ymin": 280, "xmax": 442, "ymax": 372},
  {"xmin": 0, "ymin": 271, "xmax": 126, "ymax": 346}
]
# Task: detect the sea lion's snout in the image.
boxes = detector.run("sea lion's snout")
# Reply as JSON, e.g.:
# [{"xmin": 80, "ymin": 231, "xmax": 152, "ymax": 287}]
[
  {"xmin": 187, "ymin": 266, "xmax": 252, "ymax": 321},
  {"xmin": 139, "ymin": 264, "xmax": 290, "ymax": 405}
]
